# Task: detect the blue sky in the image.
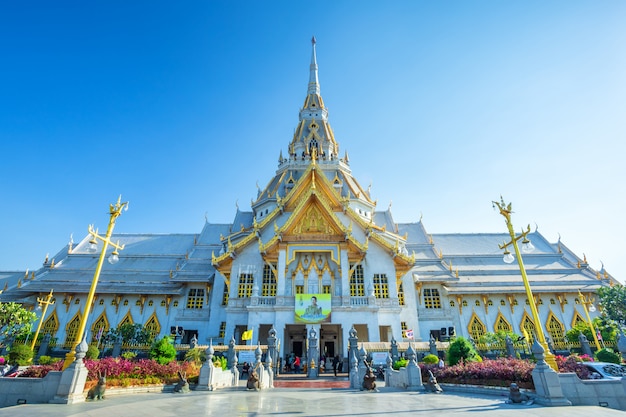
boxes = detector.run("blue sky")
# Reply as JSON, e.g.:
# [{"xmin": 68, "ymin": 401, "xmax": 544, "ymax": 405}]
[{"xmin": 1, "ymin": 2, "xmax": 625, "ymax": 283}]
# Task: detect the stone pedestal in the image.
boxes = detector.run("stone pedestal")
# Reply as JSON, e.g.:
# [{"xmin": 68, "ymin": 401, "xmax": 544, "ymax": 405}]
[
  {"xmin": 36, "ymin": 333, "xmax": 51, "ymax": 360},
  {"xmin": 197, "ymin": 343, "xmax": 215, "ymax": 391},
  {"xmin": 50, "ymin": 339, "xmax": 89, "ymax": 404},
  {"xmin": 578, "ymin": 332, "xmax": 592, "ymax": 357},
  {"xmin": 307, "ymin": 328, "xmax": 319, "ymax": 378},
  {"xmin": 349, "ymin": 350, "xmax": 360, "ymax": 389},
  {"xmin": 405, "ymin": 344, "xmax": 423, "ymax": 391},
  {"xmin": 531, "ymin": 340, "xmax": 571, "ymax": 407}
]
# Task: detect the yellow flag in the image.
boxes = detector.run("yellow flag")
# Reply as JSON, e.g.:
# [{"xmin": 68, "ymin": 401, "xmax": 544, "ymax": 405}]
[
  {"xmin": 242, "ymin": 329, "xmax": 253, "ymax": 341},
  {"xmin": 522, "ymin": 327, "xmax": 530, "ymax": 342}
]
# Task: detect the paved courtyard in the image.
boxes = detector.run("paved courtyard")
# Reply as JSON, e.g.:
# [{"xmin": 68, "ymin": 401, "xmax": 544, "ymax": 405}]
[{"xmin": 1, "ymin": 387, "xmax": 623, "ymax": 417}]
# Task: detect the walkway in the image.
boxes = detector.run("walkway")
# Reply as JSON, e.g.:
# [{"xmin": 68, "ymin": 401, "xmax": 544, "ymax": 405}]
[{"xmin": 2, "ymin": 386, "xmax": 623, "ymax": 417}]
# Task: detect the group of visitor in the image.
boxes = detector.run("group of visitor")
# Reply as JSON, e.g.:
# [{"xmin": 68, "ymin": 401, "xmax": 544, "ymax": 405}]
[{"xmin": 283, "ymin": 353, "xmax": 344, "ymax": 375}]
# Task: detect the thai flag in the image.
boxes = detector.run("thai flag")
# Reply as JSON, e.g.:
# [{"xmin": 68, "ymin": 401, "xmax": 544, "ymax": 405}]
[
  {"xmin": 406, "ymin": 329, "xmax": 414, "ymax": 339},
  {"xmin": 96, "ymin": 327, "xmax": 104, "ymax": 341}
]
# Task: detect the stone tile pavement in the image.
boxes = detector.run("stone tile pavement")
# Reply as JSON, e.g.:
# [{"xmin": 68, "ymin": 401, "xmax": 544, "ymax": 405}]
[{"xmin": 1, "ymin": 387, "xmax": 623, "ymax": 417}]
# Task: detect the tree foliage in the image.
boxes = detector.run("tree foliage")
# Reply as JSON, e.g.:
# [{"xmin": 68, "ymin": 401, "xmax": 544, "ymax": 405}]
[
  {"xmin": 8, "ymin": 343, "xmax": 33, "ymax": 365},
  {"xmin": 149, "ymin": 336, "xmax": 177, "ymax": 365},
  {"xmin": 184, "ymin": 347, "xmax": 206, "ymax": 365},
  {"xmin": 598, "ymin": 286, "xmax": 626, "ymax": 325},
  {"xmin": 0, "ymin": 302, "xmax": 37, "ymax": 344},
  {"xmin": 595, "ymin": 348, "xmax": 621, "ymax": 364},
  {"xmin": 447, "ymin": 336, "xmax": 482, "ymax": 366},
  {"xmin": 565, "ymin": 316, "xmax": 617, "ymax": 343},
  {"xmin": 103, "ymin": 323, "xmax": 154, "ymax": 346},
  {"xmin": 478, "ymin": 330, "xmax": 522, "ymax": 346}
]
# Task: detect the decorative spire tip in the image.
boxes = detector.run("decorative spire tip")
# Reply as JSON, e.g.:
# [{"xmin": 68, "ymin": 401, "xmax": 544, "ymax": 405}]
[{"xmin": 312, "ymin": 36, "xmax": 316, "ymax": 45}]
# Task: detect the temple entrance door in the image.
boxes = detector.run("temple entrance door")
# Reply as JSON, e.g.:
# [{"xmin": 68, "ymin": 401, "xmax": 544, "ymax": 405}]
[
  {"xmin": 324, "ymin": 341, "xmax": 335, "ymax": 357},
  {"xmin": 284, "ymin": 324, "xmax": 307, "ymax": 360},
  {"xmin": 319, "ymin": 324, "xmax": 342, "ymax": 363},
  {"xmin": 293, "ymin": 341, "xmax": 303, "ymax": 357}
]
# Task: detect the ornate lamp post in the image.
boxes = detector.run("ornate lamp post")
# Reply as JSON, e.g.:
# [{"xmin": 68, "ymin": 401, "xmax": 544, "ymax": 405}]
[
  {"xmin": 493, "ymin": 197, "xmax": 558, "ymax": 371},
  {"xmin": 62, "ymin": 196, "xmax": 128, "ymax": 369},
  {"xmin": 30, "ymin": 289, "xmax": 55, "ymax": 351},
  {"xmin": 578, "ymin": 290, "xmax": 602, "ymax": 351}
]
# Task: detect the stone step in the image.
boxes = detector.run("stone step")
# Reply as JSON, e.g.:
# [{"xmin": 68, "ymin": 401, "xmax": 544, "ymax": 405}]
[{"xmin": 273, "ymin": 379, "xmax": 350, "ymax": 389}]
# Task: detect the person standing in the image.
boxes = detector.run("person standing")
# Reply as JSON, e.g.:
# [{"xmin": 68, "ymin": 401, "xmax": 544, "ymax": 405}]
[
  {"xmin": 293, "ymin": 355, "xmax": 301, "ymax": 373},
  {"xmin": 333, "ymin": 355, "xmax": 340, "ymax": 377}
]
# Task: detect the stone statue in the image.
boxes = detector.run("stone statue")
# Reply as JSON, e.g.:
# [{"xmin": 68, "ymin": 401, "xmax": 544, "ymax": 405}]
[
  {"xmin": 362, "ymin": 362, "xmax": 377, "ymax": 391},
  {"xmin": 173, "ymin": 371, "xmax": 189, "ymax": 393},
  {"xmin": 423, "ymin": 370, "xmax": 443, "ymax": 393},
  {"xmin": 246, "ymin": 368, "xmax": 260, "ymax": 390},
  {"xmin": 507, "ymin": 383, "xmax": 529, "ymax": 404},
  {"xmin": 86, "ymin": 371, "xmax": 106, "ymax": 400}
]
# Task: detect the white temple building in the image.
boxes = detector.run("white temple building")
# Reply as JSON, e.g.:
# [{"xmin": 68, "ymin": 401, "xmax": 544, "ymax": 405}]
[{"xmin": 0, "ymin": 38, "xmax": 618, "ymax": 360}]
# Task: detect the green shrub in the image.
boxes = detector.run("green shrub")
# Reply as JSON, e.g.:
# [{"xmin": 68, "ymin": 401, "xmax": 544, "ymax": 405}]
[
  {"xmin": 122, "ymin": 351, "xmax": 137, "ymax": 360},
  {"xmin": 595, "ymin": 348, "xmax": 621, "ymax": 364},
  {"xmin": 86, "ymin": 345, "xmax": 100, "ymax": 360},
  {"xmin": 447, "ymin": 337, "xmax": 482, "ymax": 366},
  {"xmin": 8, "ymin": 344, "xmax": 34, "ymax": 365},
  {"xmin": 149, "ymin": 336, "xmax": 177, "ymax": 365},
  {"xmin": 185, "ymin": 348, "xmax": 206, "ymax": 365},
  {"xmin": 392, "ymin": 358, "xmax": 408, "ymax": 370},
  {"xmin": 212, "ymin": 355, "xmax": 227, "ymax": 370},
  {"xmin": 37, "ymin": 355, "xmax": 54, "ymax": 365},
  {"xmin": 423, "ymin": 354, "xmax": 439, "ymax": 364}
]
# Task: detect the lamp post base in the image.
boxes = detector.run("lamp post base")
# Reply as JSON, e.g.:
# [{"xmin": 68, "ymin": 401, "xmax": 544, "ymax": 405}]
[
  {"xmin": 62, "ymin": 350, "xmax": 76, "ymax": 370},
  {"xmin": 540, "ymin": 343, "xmax": 559, "ymax": 372}
]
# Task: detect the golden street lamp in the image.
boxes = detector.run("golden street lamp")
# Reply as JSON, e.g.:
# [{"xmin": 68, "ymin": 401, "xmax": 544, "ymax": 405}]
[
  {"xmin": 62, "ymin": 196, "xmax": 128, "ymax": 369},
  {"xmin": 30, "ymin": 289, "xmax": 55, "ymax": 351},
  {"xmin": 493, "ymin": 197, "xmax": 558, "ymax": 371},
  {"xmin": 578, "ymin": 290, "xmax": 602, "ymax": 351}
]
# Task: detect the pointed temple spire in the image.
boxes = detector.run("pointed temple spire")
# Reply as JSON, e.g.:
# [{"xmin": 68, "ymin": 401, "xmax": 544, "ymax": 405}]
[{"xmin": 308, "ymin": 36, "xmax": 320, "ymax": 95}]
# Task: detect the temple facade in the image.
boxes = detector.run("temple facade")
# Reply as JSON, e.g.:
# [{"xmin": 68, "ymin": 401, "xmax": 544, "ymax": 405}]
[{"xmin": 0, "ymin": 39, "xmax": 619, "ymax": 360}]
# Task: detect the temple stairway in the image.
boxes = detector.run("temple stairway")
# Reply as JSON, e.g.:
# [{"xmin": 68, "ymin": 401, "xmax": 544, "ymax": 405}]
[{"xmin": 272, "ymin": 371, "xmax": 350, "ymax": 388}]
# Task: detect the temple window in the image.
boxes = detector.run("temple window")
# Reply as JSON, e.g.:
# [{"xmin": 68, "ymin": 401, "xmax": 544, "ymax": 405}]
[
  {"xmin": 398, "ymin": 283, "xmax": 405, "ymax": 305},
  {"xmin": 186, "ymin": 288, "xmax": 205, "ymax": 309},
  {"xmin": 373, "ymin": 274, "xmax": 389, "ymax": 298},
  {"xmin": 349, "ymin": 264, "xmax": 365, "ymax": 296},
  {"xmin": 401, "ymin": 321, "xmax": 408, "ymax": 338},
  {"xmin": 237, "ymin": 273, "xmax": 254, "ymax": 298},
  {"xmin": 468, "ymin": 316, "xmax": 486, "ymax": 341},
  {"xmin": 221, "ymin": 285, "xmax": 229, "ymax": 306},
  {"xmin": 262, "ymin": 264, "xmax": 277, "ymax": 297},
  {"xmin": 423, "ymin": 288, "xmax": 441, "ymax": 309}
]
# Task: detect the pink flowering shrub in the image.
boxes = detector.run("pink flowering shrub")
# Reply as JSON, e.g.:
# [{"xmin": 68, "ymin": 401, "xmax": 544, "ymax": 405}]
[
  {"xmin": 422, "ymin": 358, "xmax": 535, "ymax": 389},
  {"xmin": 555, "ymin": 355, "xmax": 591, "ymax": 379},
  {"xmin": 17, "ymin": 357, "xmax": 200, "ymax": 385},
  {"xmin": 83, "ymin": 357, "xmax": 199, "ymax": 384},
  {"xmin": 18, "ymin": 360, "xmax": 63, "ymax": 378}
]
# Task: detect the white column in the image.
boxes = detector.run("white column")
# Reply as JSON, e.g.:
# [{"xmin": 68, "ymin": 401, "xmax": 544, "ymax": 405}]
[
  {"xmin": 341, "ymin": 249, "xmax": 350, "ymax": 300},
  {"xmin": 277, "ymin": 249, "xmax": 287, "ymax": 296}
]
